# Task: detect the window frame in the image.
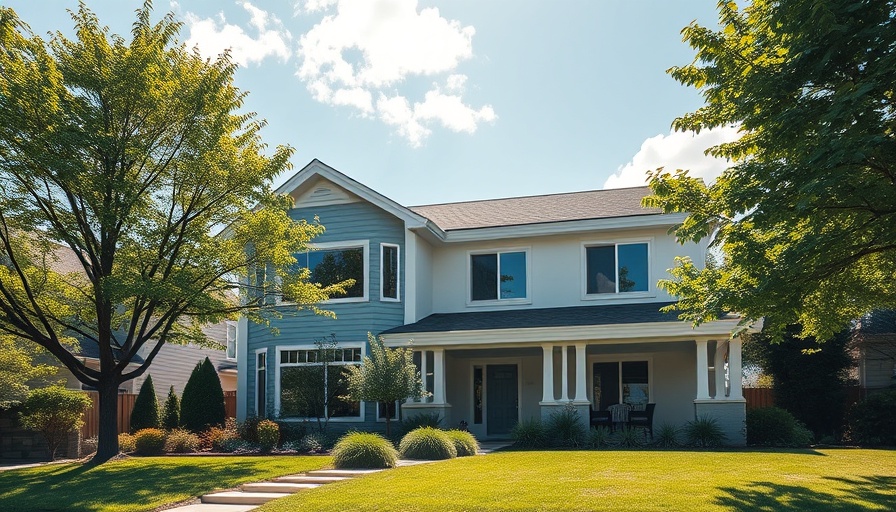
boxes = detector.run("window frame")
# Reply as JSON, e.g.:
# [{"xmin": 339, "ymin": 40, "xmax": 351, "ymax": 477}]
[
  {"xmin": 580, "ymin": 238, "xmax": 653, "ymax": 300},
  {"xmin": 466, "ymin": 247, "xmax": 531, "ymax": 306},
  {"xmin": 380, "ymin": 243, "xmax": 400, "ymax": 302},
  {"xmin": 255, "ymin": 348, "xmax": 267, "ymax": 419},
  {"xmin": 274, "ymin": 342, "xmax": 366, "ymax": 422},
  {"xmin": 225, "ymin": 321, "xmax": 237, "ymax": 361},
  {"xmin": 588, "ymin": 354, "xmax": 654, "ymax": 408},
  {"xmin": 282, "ymin": 240, "xmax": 370, "ymax": 305}
]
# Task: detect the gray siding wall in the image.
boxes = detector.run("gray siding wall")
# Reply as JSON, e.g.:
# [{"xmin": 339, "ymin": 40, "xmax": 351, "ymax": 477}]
[{"xmin": 246, "ymin": 201, "xmax": 406, "ymax": 426}]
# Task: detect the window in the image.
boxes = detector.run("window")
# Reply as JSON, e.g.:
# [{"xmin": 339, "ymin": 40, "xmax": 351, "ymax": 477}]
[
  {"xmin": 470, "ymin": 250, "xmax": 528, "ymax": 302},
  {"xmin": 584, "ymin": 242, "xmax": 649, "ymax": 295},
  {"xmin": 256, "ymin": 350, "xmax": 266, "ymax": 418},
  {"xmin": 291, "ymin": 241, "xmax": 368, "ymax": 302},
  {"xmin": 381, "ymin": 244, "xmax": 399, "ymax": 301},
  {"xmin": 278, "ymin": 345, "xmax": 363, "ymax": 420},
  {"xmin": 225, "ymin": 321, "xmax": 237, "ymax": 360},
  {"xmin": 592, "ymin": 360, "xmax": 650, "ymax": 410}
]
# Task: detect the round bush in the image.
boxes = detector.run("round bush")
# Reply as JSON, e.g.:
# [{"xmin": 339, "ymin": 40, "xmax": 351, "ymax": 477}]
[
  {"xmin": 257, "ymin": 419, "xmax": 280, "ymax": 451},
  {"xmin": 134, "ymin": 428, "xmax": 168, "ymax": 455},
  {"xmin": 847, "ymin": 390, "xmax": 896, "ymax": 446},
  {"xmin": 399, "ymin": 427, "xmax": 457, "ymax": 460},
  {"xmin": 332, "ymin": 432, "xmax": 398, "ymax": 469},
  {"xmin": 118, "ymin": 433, "xmax": 137, "ymax": 453},
  {"xmin": 445, "ymin": 430, "xmax": 479, "ymax": 457},
  {"xmin": 747, "ymin": 407, "xmax": 813, "ymax": 447},
  {"xmin": 164, "ymin": 428, "xmax": 200, "ymax": 453}
]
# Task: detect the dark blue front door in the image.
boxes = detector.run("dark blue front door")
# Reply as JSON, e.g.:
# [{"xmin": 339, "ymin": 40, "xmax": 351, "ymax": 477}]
[{"xmin": 486, "ymin": 364, "xmax": 518, "ymax": 436}]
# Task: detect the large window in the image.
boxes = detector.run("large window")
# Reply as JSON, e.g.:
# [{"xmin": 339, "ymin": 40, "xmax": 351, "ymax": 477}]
[
  {"xmin": 470, "ymin": 250, "xmax": 528, "ymax": 302},
  {"xmin": 592, "ymin": 360, "xmax": 650, "ymax": 410},
  {"xmin": 278, "ymin": 346, "xmax": 363, "ymax": 420},
  {"xmin": 255, "ymin": 350, "xmax": 266, "ymax": 418},
  {"xmin": 293, "ymin": 242, "xmax": 368, "ymax": 301},
  {"xmin": 381, "ymin": 243, "xmax": 399, "ymax": 301},
  {"xmin": 584, "ymin": 242, "xmax": 649, "ymax": 295}
]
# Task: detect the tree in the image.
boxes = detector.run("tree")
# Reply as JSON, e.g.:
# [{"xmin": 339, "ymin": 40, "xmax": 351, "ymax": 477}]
[
  {"xmin": 643, "ymin": 0, "xmax": 896, "ymax": 343},
  {"xmin": 19, "ymin": 386, "xmax": 91, "ymax": 460},
  {"xmin": 130, "ymin": 375, "xmax": 160, "ymax": 432},
  {"xmin": 161, "ymin": 385, "xmax": 180, "ymax": 430},
  {"xmin": 0, "ymin": 335, "xmax": 58, "ymax": 408},
  {"xmin": 0, "ymin": 3, "xmax": 350, "ymax": 462},
  {"xmin": 344, "ymin": 333, "xmax": 427, "ymax": 437},
  {"xmin": 180, "ymin": 358, "xmax": 225, "ymax": 432}
]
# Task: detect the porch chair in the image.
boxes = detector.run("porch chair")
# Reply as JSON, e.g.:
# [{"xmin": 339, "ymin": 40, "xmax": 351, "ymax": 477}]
[
  {"xmin": 589, "ymin": 408, "xmax": 614, "ymax": 432},
  {"xmin": 627, "ymin": 403, "xmax": 656, "ymax": 440}
]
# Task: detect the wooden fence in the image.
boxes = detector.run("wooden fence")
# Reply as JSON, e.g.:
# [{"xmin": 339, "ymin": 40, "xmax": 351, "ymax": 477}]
[
  {"xmin": 744, "ymin": 386, "xmax": 868, "ymax": 411},
  {"xmin": 224, "ymin": 390, "xmax": 237, "ymax": 419}
]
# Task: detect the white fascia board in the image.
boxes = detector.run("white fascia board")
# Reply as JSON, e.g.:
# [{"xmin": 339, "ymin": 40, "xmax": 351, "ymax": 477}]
[{"xmin": 381, "ymin": 317, "xmax": 750, "ymax": 348}]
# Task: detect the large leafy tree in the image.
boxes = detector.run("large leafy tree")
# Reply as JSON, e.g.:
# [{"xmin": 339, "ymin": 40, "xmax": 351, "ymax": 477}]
[
  {"xmin": 0, "ymin": 335, "xmax": 58, "ymax": 408},
  {"xmin": 0, "ymin": 4, "xmax": 345, "ymax": 462},
  {"xmin": 645, "ymin": 0, "xmax": 896, "ymax": 342}
]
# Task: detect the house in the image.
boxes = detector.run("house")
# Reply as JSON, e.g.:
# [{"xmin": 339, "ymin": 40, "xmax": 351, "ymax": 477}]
[
  {"xmin": 852, "ymin": 310, "xmax": 896, "ymax": 392},
  {"xmin": 235, "ymin": 159, "xmax": 757, "ymax": 444}
]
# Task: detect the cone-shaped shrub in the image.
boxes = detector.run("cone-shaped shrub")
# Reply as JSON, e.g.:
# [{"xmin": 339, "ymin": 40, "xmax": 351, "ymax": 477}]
[
  {"xmin": 332, "ymin": 432, "xmax": 398, "ymax": 469},
  {"xmin": 180, "ymin": 358, "xmax": 225, "ymax": 432},
  {"xmin": 161, "ymin": 385, "xmax": 180, "ymax": 430},
  {"xmin": 130, "ymin": 376, "xmax": 160, "ymax": 433},
  {"xmin": 446, "ymin": 430, "xmax": 479, "ymax": 456},
  {"xmin": 399, "ymin": 427, "xmax": 457, "ymax": 460}
]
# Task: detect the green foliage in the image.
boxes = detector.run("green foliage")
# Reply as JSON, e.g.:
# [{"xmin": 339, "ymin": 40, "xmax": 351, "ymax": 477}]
[
  {"xmin": 511, "ymin": 418, "xmax": 548, "ymax": 448},
  {"xmin": 238, "ymin": 415, "xmax": 262, "ymax": 444},
  {"xmin": 19, "ymin": 386, "xmax": 91, "ymax": 459},
  {"xmin": 130, "ymin": 376, "xmax": 161, "ymax": 433},
  {"xmin": 180, "ymin": 358, "xmax": 226, "ymax": 433},
  {"xmin": 278, "ymin": 335, "xmax": 342, "ymax": 431},
  {"xmin": 344, "ymin": 333, "xmax": 427, "ymax": 436},
  {"xmin": 445, "ymin": 430, "xmax": 479, "ymax": 457},
  {"xmin": 399, "ymin": 427, "xmax": 457, "ymax": 460},
  {"xmin": 257, "ymin": 419, "xmax": 280, "ymax": 452},
  {"xmin": 118, "ymin": 433, "xmax": 137, "ymax": 453},
  {"xmin": 846, "ymin": 390, "xmax": 896, "ymax": 446},
  {"xmin": 202, "ymin": 418, "xmax": 241, "ymax": 452},
  {"xmin": 400, "ymin": 412, "xmax": 442, "ymax": 434},
  {"xmin": 746, "ymin": 407, "xmax": 813, "ymax": 447},
  {"xmin": 276, "ymin": 420, "xmax": 307, "ymax": 445},
  {"xmin": 645, "ymin": 1, "xmax": 896, "ymax": 343},
  {"xmin": 545, "ymin": 405, "xmax": 586, "ymax": 448},
  {"xmin": 331, "ymin": 432, "xmax": 398, "ymax": 469},
  {"xmin": 653, "ymin": 423, "xmax": 681, "ymax": 448},
  {"xmin": 683, "ymin": 416, "xmax": 727, "ymax": 448},
  {"xmin": 164, "ymin": 428, "xmax": 200, "ymax": 453},
  {"xmin": 586, "ymin": 427, "xmax": 612, "ymax": 449},
  {"xmin": 615, "ymin": 427, "xmax": 644, "ymax": 448},
  {"xmin": 161, "ymin": 386, "xmax": 180, "ymax": 430},
  {"xmin": 0, "ymin": 335, "xmax": 58, "ymax": 408},
  {"xmin": 133, "ymin": 428, "xmax": 168, "ymax": 455}
]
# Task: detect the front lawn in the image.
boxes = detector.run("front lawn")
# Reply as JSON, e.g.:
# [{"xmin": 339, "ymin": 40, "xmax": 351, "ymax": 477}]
[
  {"xmin": 0, "ymin": 455, "xmax": 330, "ymax": 512},
  {"xmin": 259, "ymin": 449, "xmax": 896, "ymax": 512}
]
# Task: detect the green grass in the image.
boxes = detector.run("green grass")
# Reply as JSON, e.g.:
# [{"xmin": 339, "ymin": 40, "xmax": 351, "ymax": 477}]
[
  {"xmin": 0, "ymin": 455, "xmax": 330, "ymax": 512},
  {"xmin": 259, "ymin": 449, "xmax": 896, "ymax": 512}
]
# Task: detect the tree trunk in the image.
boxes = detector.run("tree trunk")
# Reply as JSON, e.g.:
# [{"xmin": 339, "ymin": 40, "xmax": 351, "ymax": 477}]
[{"xmin": 92, "ymin": 379, "xmax": 120, "ymax": 463}]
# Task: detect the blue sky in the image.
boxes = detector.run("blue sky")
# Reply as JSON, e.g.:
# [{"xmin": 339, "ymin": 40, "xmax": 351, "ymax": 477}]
[{"xmin": 5, "ymin": 0, "xmax": 737, "ymax": 206}]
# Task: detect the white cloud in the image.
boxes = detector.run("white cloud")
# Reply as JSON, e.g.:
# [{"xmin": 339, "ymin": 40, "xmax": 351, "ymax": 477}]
[
  {"xmin": 603, "ymin": 126, "xmax": 740, "ymax": 189},
  {"xmin": 296, "ymin": 0, "xmax": 495, "ymax": 146},
  {"xmin": 184, "ymin": 2, "xmax": 292, "ymax": 67}
]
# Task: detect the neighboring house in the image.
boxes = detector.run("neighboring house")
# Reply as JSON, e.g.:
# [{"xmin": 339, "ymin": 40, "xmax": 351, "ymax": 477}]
[
  {"xmin": 236, "ymin": 160, "xmax": 757, "ymax": 444},
  {"xmin": 852, "ymin": 310, "xmax": 896, "ymax": 392}
]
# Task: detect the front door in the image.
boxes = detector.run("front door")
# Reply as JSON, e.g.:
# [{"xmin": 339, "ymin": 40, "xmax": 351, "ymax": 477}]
[{"xmin": 486, "ymin": 364, "xmax": 518, "ymax": 436}]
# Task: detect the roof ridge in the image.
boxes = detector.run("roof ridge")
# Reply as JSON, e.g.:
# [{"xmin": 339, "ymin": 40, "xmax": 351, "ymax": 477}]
[{"xmin": 408, "ymin": 185, "xmax": 651, "ymax": 209}]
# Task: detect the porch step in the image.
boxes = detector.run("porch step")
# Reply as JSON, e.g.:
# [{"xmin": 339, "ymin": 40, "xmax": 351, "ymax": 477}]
[
  {"xmin": 241, "ymin": 481, "xmax": 321, "ymax": 493},
  {"xmin": 306, "ymin": 469, "xmax": 385, "ymax": 478},
  {"xmin": 200, "ymin": 491, "xmax": 291, "ymax": 505},
  {"xmin": 164, "ymin": 504, "xmax": 257, "ymax": 512},
  {"xmin": 275, "ymin": 475, "xmax": 350, "ymax": 484}
]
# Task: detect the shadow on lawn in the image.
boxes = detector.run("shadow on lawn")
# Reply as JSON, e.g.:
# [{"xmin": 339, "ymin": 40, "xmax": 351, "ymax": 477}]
[
  {"xmin": 0, "ymin": 458, "xmax": 281, "ymax": 512},
  {"xmin": 715, "ymin": 475, "xmax": 896, "ymax": 511}
]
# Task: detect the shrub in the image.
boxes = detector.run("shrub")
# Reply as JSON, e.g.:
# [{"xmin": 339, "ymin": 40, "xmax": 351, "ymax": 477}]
[
  {"xmin": 238, "ymin": 415, "xmax": 262, "ymax": 444},
  {"xmin": 130, "ymin": 376, "xmax": 161, "ymax": 433},
  {"xmin": 401, "ymin": 412, "xmax": 442, "ymax": 433},
  {"xmin": 201, "ymin": 417, "xmax": 240, "ymax": 452},
  {"xmin": 615, "ymin": 426, "xmax": 644, "ymax": 448},
  {"xmin": 586, "ymin": 427, "xmax": 611, "ymax": 449},
  {"xmin": 134, "ymin": 428, "xmax": 167, "ymax": 455},
  {"xmin": 654, "ymin": 423, "xmax": 680, "ymax": 448},
  {"xmin": 257, "ymin": 419, "xmax": 280, "ymax": 452},
  {"xmin": 19, "ymin": 386, "xmax": 92, "ymax": 459},
  {"xmin": 180, "ymin": 357, "xmax": 225, "ymax": 432},
  {"xmin": 118, "ymin": 433, "xmax": 137, "ymax": 453},
  {"xmin": 332, "ymin": 432, "xmax": 398, "ymax": 469},
  {"xmin": 683, "ymin": 415, "xmax": 727, "ymax": 448},
  {"xmin": 747, "ymin": 407, "xmax": 813, "ymax": 447},
  {"xmin": 161, "ymin": 386, "xmax": 180, "ymax": 430},
  {"xmin": 399, "ymin": 427, "xmax": 457, "ymax": 460},
  {"xmin": 218, "ymin": 438, "xmax": 255, "ymax": 453},
  {"xmin": 164, "ymin": 428, "xmax": 200, "ymax": 453},
  {"xmin": 299, "ymin": 432, "xmax": 326, "ymax": 453},
  {"xmin": 846, "ymin": 390, "xmax": 896, "ymax": 446},
  {"xmin": 511, "ymin": 418, "xmax": 548, "ymax": 448},
  {"xmin": 277, "ymin": 421, "xmax": 307, "ymax": 445},
  {"xmin": 445, "ymin": 430, "xmax": 479, "ymax": 456},
  {"xmin": 545, "ymin": 405, "xmax": 586, "ymax": 447}
]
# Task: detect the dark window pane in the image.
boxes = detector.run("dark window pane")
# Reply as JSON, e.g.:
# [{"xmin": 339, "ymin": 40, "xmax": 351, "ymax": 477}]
[
  {"xmin": 622, "ymin": 361, "xmax": 649, "ymax": 405},
  {"xmin": 256, "ymin": 367, "xmax": 266, "ymax": 418},
  {"xmin": 328, "ymin": 366, "xmax": 361, "ymax": 418},
  {"xmin": 473, "ymin": 367, "xmax": 483, "ymax": 424},
  {"xmin": 382, "ymin": 245, "xmax": 398, "ymax": 299},
  {"xmin": 305, "ymin": 247, "xmax": 365, "ymax": 298},
  {"xmin": 586, "ymin": 246, "xmax": 616, "ymax": 294},
  {"xmin": 499, "ymin": 252, "xmax": 527, "ymax": 299},
  {"xmin": 378, "ymin": 401, "xmax": 398, "ymax": 420},
  {"xmin": 471, "ymin": 254, "xmax": 498, "ymax": 301},
  {"xmin": 617, "ymin": 243, "xmax": 648, "ymax": 292},
  {"xmin": 279, "ymin": 366, "xmax": 325, "ymax": 418}
]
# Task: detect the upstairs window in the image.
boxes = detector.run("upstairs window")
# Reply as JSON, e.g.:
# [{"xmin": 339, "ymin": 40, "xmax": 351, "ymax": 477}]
[
  {"xmin": 470, "ymin": 250, "xmax": 528, "ymax": 302},
  {"xmin": 291, "ymin": 241, "xmax": 368, "ymax": 302},
  {"xmin": 381, "ymin": 244, "xmax": 399, "ymax": 301},
  {"xmin": 585, "ymin": 242, "xmax": 649, "ymax": 295}
]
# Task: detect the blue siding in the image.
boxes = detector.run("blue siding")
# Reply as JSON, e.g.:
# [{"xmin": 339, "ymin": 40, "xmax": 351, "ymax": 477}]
[{"xmin": 246, "ymin": 200, "xmax": 406, "ymax": 428}]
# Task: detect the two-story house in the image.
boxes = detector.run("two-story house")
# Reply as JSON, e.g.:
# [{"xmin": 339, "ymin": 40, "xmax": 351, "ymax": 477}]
[{"xmin": 235, "ymin": 160, "xmax": 754, "ymax": 444}]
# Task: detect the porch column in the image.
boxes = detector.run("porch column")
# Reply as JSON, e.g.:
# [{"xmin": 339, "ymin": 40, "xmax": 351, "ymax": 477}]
[
  {"xmin": 575, "ymin": 343, "xmax": 588, "ymax": 402},
  {"xmin": 433, "ymin": 349, "xmax": 446, "ymax": 404},
  {"xmin": 420, "ymin": 350, "xmax": 429, "ymax": 403},
  {"xmin": 714, "ymin": 340, "xmax": 729, "ymax": 399},
  {"xmin": 728, "ymin": 338, "xmax": 744, "ymax": 400},
  {"xmin": 542, "ymin": 344, "xmax": 554, "ymax": 402},
  {"xmin": 695, "ymin": 340, "xmax": 711, "ymax": 400},
  {"xmin": 560, "ymin": 345, "xmax": 569, "ymax": 401}
]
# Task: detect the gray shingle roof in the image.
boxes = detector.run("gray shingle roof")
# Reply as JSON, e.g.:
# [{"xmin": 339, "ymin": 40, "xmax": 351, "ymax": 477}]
[
  {"xmin": 381, "ymin": 302, "xmax": 703, "ymax": 334},
  {"xmin": 408, "ymin": 186, "xmax": 660, "ymax": 231}
]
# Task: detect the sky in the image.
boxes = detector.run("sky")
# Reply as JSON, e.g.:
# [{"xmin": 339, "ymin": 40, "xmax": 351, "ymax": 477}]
[{"xmin": 4, "ymin": 0, "xmax": 738, "ymax": 206}]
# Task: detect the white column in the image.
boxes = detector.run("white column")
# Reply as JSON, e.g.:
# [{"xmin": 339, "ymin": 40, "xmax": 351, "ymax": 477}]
[
  {"xmin": 560, "ymin": 345, "xmax": 569, "ymax": 401},
  {"xmin": 575, "ymin": 343, "xmax": 587, "ymax": 402},
  {"xmin": 433, "ymin": 349, "xmax": 446, "ymax": 404},
  {"xmin": 714, "ymin": 340, "xmax": 728, "ymax": 399},
  {"xmin": 420, "ymin": 350, "xmax": 429, "ymax": 403},
  {"xmin": 696, "ymin": 340, "xmax": 710, "ymax": 400},
  {"xmin": 728, "ymin": 338, "xmax": 744, "ymax": 400},
  {"xmin": 542, "ymin": 344, "xmax": 554, "ymax": 402}
]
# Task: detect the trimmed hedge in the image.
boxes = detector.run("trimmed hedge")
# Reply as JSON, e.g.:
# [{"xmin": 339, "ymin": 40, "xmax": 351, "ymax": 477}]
[
  {"xmin": 180, "ymin": 357, "xmax": 225, "ymax": 432},
  {"xmin": 131, "ymin": 376, "xmax": 161, "ymax": 433},
  {"xmin": 847, "ymin": 390, "xmax": 896, "ymax": 446},
  {"xmin": 161, "ymin": 385, "xmax": 180, "ymax": 430},
  {"xmin": 257, "ymin": 419, "xmax": 280, "ymax": 452},
  {"xmin": 164, "ymin": 428, "xmax": 200, "ymax": 453},
  {"xmin": 747, "ymin": 407, "xmax": 813, "ymax": 447},
  {"xmin": 399, "ymin": 427, "xmax": 456, "ymax": 460},
  {"xmin": 134, "ymin": 428, "xmax": 167, "ymax": 455},
  {"xmin": 445, "ymin": 430, "xmax": 479, "ymax": 456},
  {"xmin": 332, "ymin": 432, "xmax": 398, "ymax": 469}
]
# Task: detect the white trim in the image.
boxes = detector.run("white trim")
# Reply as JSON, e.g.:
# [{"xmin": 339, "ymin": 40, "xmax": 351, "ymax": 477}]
[
  {"xmin": 380, "ymin": 242, "xmax": 401, "ymax": 302},
  {"xmin": 274, "ymin": 342, "xmax": 366, "ymax": 422},
  {"xmin": 587, "ymin": 354, "xmax": 655, "ymax": 407},
  {"xmin": 466, "ymin": 246, "xmax": 532, "ymax": 306},
  {"xmin": 282, "ymin": 239, "xmax": 370, "ymax": 305},
  {"xmin": 580, "ymin": 237, "xmax": 655, "ymax": 300},
  {"xmin": 404, "ymin": 229, "xmax": 417, "ymax": 323},
  {"xmin": 467, "ymin": 358, "xmax": 523, "ymax": 439},
  {"xmin": 236, "ymin": 316, "xmax": 249, "ymax": 421},
  {"xmin": 254, "ymin": 348, "xmax": 267, "ymax": 419}
]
